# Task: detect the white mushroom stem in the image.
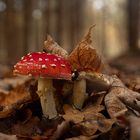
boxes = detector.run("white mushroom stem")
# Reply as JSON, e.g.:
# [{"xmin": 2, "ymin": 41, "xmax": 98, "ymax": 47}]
[
  {"xmin": 73, "ymin": 78, "xmax": 87, "ymax": 109},
  {"xmin": 37, "ymin": 77, "xmax": 57, "ymax": 119}
]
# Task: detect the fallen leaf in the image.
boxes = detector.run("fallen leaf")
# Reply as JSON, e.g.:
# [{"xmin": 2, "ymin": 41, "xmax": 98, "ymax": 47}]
[
  {"xmin": 50, "ymin": 121, "xmax": 70, "ymax": 140},
  {"xmin": 66, "ymin": 135, "xmax": 90, "ymax": 140},
  {"xmin": 75, "ymin": 113, "xmax": 115, "ymax": 136},
  {"xmin": 85, "ymin": 91, "xmax": 106, "ymax": 107},
  {"xmin": 43, "ymin": 35, "xmax": 68, "ymax": 58},
  {"xmin": 11, "ymin": 116, "xmax": 60, "ymax": 138},
  {"xmin": 63, "ymin": 104, "xmax": 104, "ymax": 124},
  {"xmin": 11, "ymin": 117, "xmax": 41, "ymax": 136},
  {"xmin": 105, "ymin": 75, "xmax": 140, "ymax": 118},
  {"xmin": 17, "ymin": 135, "xmax": 48, "ymax": 140},
  {"xmin": 0, "ymin": 76, "xmax": 29, "ymax": 93},
  {"xmin": 125, "ymin": 77, "xmax": 140, "ymax": 92},
  {"xmin": 0, "ymin": 78, "xmax": 35, "ymax": 118},
  {"xmin": 130, "ymin": 116, "xmax": 140, "ymax": 140},
  {"xmin": 0, "ymin": 133, "xmax": 17, "ymax": 140},
  {"xmin": 68, "ymin": 26, "xmax": 103, "ymax": 72}
]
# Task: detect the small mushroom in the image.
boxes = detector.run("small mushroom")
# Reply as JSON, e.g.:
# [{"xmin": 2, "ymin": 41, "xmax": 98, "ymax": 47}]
[
  {"xmin": 72, "ymin": 71, "xmax": 112, "ymax": 110},
  {"xmin": 13, "ymin": 52, "xmax": 71, "ymax": 119},
  {"xmin": 68, "ymin": 26, "xmax": 103, "ymax": 110}
]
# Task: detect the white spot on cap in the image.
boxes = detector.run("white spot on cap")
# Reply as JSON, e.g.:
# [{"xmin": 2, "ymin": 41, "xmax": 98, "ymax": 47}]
[
  {"xmin": 21, "ymin": 56, "xmax": 24, "ymax": 60},
  {"xmin": 58, "ymin": 58, "xmax": 61, "ymax": 60},
  {"xmin": 29, "ymin": 55, "xmax": 32, "ymax": 57},
  {"xmin": 23, "ymin": 59, "xmax": 27, "ymax": 62},
  {"xmin": 42, "ymin": 64, "xmax": 47, "ymax": 69},
  {"xmin": 14, "ymin": 65, "xmax": 16, "ymax": 68},
  {"xmin": 50, "ymin": 64, "xmax": 56, "ymax": 67},
  {"xmin": 38, "ymin": 52, "xmax": 42, "ymax": 54},
  {"xmin": 39, "ymin": 58, "xmax": 43, "ymax": 61},
  {"xmin": 27, "ymin": 53, "xmax": 31, "ymax": 55},
  {"xmin": 61, "ymin": 64, "xmax": 66, "ymax": 67},
  {"xmin": 54, "ymin": 59, "xmax": 57, "ymax": 61},
  {"xmin": 45, "ymin": 58, "xmax": 49, "ymax": 61},
  {"xmin": 30, "ymin": 58, "xmax": 33, "ymax": 61}
]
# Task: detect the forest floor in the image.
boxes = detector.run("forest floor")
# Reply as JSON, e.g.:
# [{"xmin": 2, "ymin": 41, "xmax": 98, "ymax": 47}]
[
  {"xmin": 0, "ymin": 52, "xmax": 139, "ymax": 140},
  {"xmin": 0, "ymin": 28, "xmax": 140, "ymax": 140}
]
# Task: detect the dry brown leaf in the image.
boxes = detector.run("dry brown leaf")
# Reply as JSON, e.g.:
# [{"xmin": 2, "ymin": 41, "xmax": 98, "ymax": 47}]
[
  {"xmin": 11, "ymin": 117, "xmax": 42, "ymax": 136},
  {"xmin": 50, "ymin": 121, "xmax": 70, "ymax": 140},
  {"xmin": 63, "ymin": 105, "xmax": 84, "ymax": 123},
  {"xmin": 43, "ymin": 35, "xmax": 68, "ymax": 58},
  {"xmin": 17, "ymin": 135, "xmax": 48, "ymax": 140},
  {"xmin": 66, "ymin": 135, "xmax": 90, "ymax": 140},
  {"xmin": 4, "ymin": 113, "xmax": 61, "ymax": 139},
  {"xmin": 0, "ymin": 78, "xmax": 35, "ymax": 118},
  {"xmin": 63, "ymin": 104, "xmax": 104, "ymax": 124},
  {"xmin": 0, "ymin": 133, "xmax": 17, "ymax": 140},
  {"xmin": 130, "ymin": 116, "xmax": 140, "ymax": 140},
  {"xmin": 63, "ymin": 105, "xmax": 114, "ymax": 137},
  {"xmin": 75, "ymin": 113, "xmax": 115, "ymax": 136},
  {"xmin": 85, "ymin": 91, "xmax": 106, "ymax": 107},
  {"xmin": 68, "ymin": 26, "xmax": 103, "ymax": 72},
  {"xmin": 105, "ymin": 75, "xmax": 140, "ymax": 118},
  {"xmin": 0, "ymin": 77, "xmax": 29, "ymax": 94},
  {"xmin": 125, "ymin": 77, "xmax": 140, "ymax": 92},
  {"xmin": 104, "ymin": 76, "xmax": 128, "ymax": 118},
  {"xmin": 12, "ymin": 116, "xmax": 60, "ymax": 138}
]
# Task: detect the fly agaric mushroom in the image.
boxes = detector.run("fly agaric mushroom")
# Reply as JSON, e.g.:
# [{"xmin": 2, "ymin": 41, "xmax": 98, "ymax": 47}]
[{"xmin": 13, "ymin": 52, "xmax": 71, "ymax": 119}]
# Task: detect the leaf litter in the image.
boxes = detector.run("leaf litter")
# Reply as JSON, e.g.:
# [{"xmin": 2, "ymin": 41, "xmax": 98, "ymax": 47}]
[{"xmin": 0, "ymin": 27, "xmax": 139, "ymax": 139}]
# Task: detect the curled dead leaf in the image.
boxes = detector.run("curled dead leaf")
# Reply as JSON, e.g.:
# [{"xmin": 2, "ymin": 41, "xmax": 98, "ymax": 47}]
[
  {"xmin": 63, "ymin": 104, "xmax": 114, "ymax": 137},
  {"xmin": 0, "ymin": 78, "xmax": 35, "ymax": 118},
  {"xmin": 43, "ymin": 35, "xmax": 68, "ymax": 58},
  {"xmin": 63, "ymin": 104, "xmax": 104, "ymax": 124},
  {"xmin": 68, "ymin": 26, "xmax": 103, "ymax": 72},
  {"xmin": 75, "ymin": 113, "xmax": 115, "ymax": 136},
  {"xmin": 105, "ymin": 75, "xmax": 140, "ymax": 119}
]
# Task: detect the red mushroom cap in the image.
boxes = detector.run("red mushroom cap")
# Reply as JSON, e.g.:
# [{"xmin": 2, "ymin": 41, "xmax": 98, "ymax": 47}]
[{"xmin": 13, "ymin": 52, "xmax": 72, "ymax": 80}]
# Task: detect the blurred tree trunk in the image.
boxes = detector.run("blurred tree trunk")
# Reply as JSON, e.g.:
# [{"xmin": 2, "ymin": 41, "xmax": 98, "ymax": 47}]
[
  {"xmin": 127, "ymin": 0, "xmax": 140, "ymax": 52},
  {"xmin": 4, "ymin": 0, "xmax": 25, "ymax": 65},
  {"xmin": 69, "ymin": 0, "xmax": 84, "ymax": 51},
  {"xmin": 0, "ymin": 2, "xmax": 6, "ymax": 63},
  {"xmin": 23, "ymin": 0, "xmax": 32, "ymax": 54},
  {"xmin": 56, "ymin": 0, "xmax": 63, "ymax": 44},
  {"xmin": 45, "ymin": 0, "xmax": 50, "ymax": 34}
]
